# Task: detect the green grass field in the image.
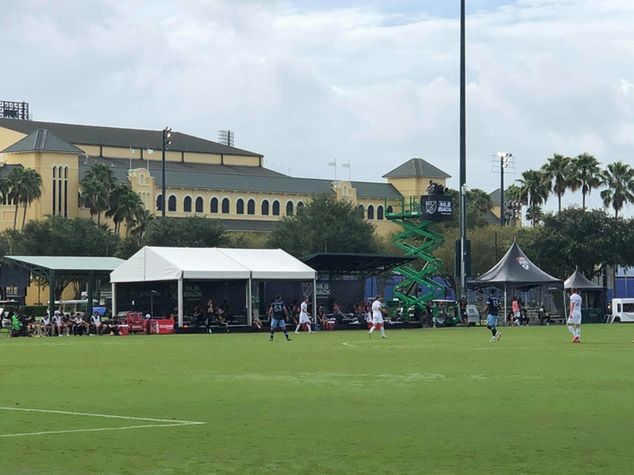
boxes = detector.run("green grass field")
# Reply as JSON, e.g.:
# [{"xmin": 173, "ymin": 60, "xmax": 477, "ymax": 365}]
[{"xmin": 2, "ymin": 325, "xmax": 634, "ymax": 474}]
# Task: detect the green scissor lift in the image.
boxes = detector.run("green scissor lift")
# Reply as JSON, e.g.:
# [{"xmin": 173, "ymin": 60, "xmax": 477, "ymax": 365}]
[{"xmin": 386, "ymin": 196, "xmax": 446, "ymax": 312}]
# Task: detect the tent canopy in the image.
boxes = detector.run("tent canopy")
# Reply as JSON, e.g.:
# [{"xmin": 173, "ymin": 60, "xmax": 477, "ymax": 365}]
[
  {"xmin": 110, "ymin": 246, "xmax": 316, "ymax": 283},
  {"xmin": 301, "ymin": 252, "xmax": 416, "ymax": 274},
  {"xmin": 469, "ymin": 241, "xmax": 563, "ymax": 289},
  {"xmin": 4, "ymin": 255, "xmax": 125, "ymax": 322},
  {"xmin": 5, "ymin": 255, "xmax": 124, "ymax": 274},
  {"xmin": 564, "ymin": 268, "xmax": 603, "ymax": 290}
]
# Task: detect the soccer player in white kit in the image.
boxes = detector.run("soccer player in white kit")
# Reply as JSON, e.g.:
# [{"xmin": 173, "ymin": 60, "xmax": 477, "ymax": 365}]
[
  {"xmin": 295, "ymin": 297, "xmax": 313, "ymax": 334},
  {"xmin": 568, "ymin": 287, "xmax": 583, "ymax": 343},
  {"xmin": 368, "ymin": 296, "xmax": 387, "ymax": 339}
]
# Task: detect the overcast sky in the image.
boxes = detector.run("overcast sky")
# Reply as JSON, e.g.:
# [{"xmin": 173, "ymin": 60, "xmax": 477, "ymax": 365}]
[{"xmin": 2, "ymin": 0, "xmax": 634, "ymax": 211}]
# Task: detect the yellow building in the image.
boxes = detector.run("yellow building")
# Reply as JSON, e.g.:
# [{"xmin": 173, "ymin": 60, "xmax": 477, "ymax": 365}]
[{"xmin": 0, "ymin": 118, "xmax": 450, "ymax": 238}]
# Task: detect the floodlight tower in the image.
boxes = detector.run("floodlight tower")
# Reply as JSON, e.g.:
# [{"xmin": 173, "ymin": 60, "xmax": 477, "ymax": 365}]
[
  {"xmin": 161, "ymin": 127, "xmax": 172, "ymax": 218},
  {"xmin": 497, "ymin": 152, "xmax": 513, "ymax": 226},
  {"xmin": 458, "ymin": 0, "xmax": 468, "ymax": 298},
  {"xmin": 218, "ymin": 130, "xmax": 234, "ymax": 147}
]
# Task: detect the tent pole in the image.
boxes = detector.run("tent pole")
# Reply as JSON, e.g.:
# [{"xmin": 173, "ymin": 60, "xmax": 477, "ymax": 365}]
[
  {"xmin": 111, "ymin": 283, "xmax": 117, "ymax": 320},
  {"xmin": 247, "ymin": 276, "xmax": 253, "ymax": 326},
  {"xmin": 313, "ymin": 276, "xmax": 317, "ymax": 329},
  {"xmin": 48, "ymin": 270, "xmax": 56, "ymax": 323},
  {"xmin": 177, "ymin": 278, "xmax": 184, "ymax": 328},
  {"xmin": 503, "ymin": 285, "xmax": 507, "ymax": 326},
  {"xmin": 87, "ymin": 270, "xmax": 94, "ymax": 319}
]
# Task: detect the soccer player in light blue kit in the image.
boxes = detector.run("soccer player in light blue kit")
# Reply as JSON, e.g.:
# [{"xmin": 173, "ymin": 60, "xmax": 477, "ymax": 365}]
[
  {"xmin": 268, "ymin": 295, "xmax": 291, "ymax": 342},
  {"xmin": 483, "ymin": 289, "xmax": 502, "ymax": 342}
]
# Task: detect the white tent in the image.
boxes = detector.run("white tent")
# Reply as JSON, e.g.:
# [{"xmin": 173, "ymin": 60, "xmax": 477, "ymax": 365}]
[{"xmin": 110, "ymin": 246, "xmax": 317, "ymax": 326}]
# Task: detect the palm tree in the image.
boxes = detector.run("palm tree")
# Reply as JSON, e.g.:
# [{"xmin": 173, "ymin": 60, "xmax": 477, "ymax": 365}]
[
  {"xmin": 541, "ymin": 154, "xmax": 571, "ymax": 213},
  {"xmin": 525, "ymin": 204, "xmax": 543, "ymax": 225},
  {"xmin": 0, "ymin": 177, "xmax": 9, "ymax": 205},
  {"xmin": 80, "ymin": 179, "xmax": 110, "ymax": 226},
  {"xmin": 569, "ymin": 153, "xmax": 601, "ymax": 210},
  {"xmin": 504, "ymin": 184, "xmax": 524, "ymax": 225},
  {"xmin": 130, "ymin": 207, "xmax": 154, "ymax": 241},
  {"xmin": 107, "ymin": 184, "xmax": 144, "ymax": 236},
  {"xmin": 467, "ymin": 188, "xmax": 493, "ymax": 222},
  {"xmin": 518, "ymin": 169, "xmax": 550, "ymax": 227},
  {"xmin": 84, "ymin": 163, "xmax": 116, "ymax": 187},
  {"xmin": 18, "ymin": 169, "xmax": 43, "ymax": 229},
  {"xmin": 80, "ymin": 163, "xmax": 116, "ymax": 226},
  {"xmin": 600, "ymin": 161, "xmax": 634, "ymax": 218},
  {"xmin": 7, "ymin": 167, "xmax": 25, "ymax": 229}
]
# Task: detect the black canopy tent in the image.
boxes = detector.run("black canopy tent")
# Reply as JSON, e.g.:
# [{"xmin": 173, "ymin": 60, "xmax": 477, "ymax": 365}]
[
  {"xmin": 468, "ymin": 241, "xmax": 563, "ymax": 323},
  {"xmin": 301, "ymin": 253, "xmax": 415, "ymax": 275},
  {"xmin": 563, "ymin": 267, "xmax": 607, "ymax": 320},
  {"xmin": 301, "ymin": 253, "xmax": 416, "ymax": 312},
  {"xmin": 563, "ymin": 268, "xmax": 603, "ymax": 290}
]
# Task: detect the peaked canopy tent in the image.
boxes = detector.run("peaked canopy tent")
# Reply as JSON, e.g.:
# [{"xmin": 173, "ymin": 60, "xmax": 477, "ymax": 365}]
[
  {"xmin": 468, "ymin": 242, "xmax": 563, "ymax": 323},
  {"xmin": 2, "ymin": 256, "xmax": 125, "ymax": 320},
  {"xmin": 563, "ymin": 268, "xmax": 607, "ymax": 320},
  {"xmin": 110, "ymin": 247, "xmax": 317, "ymax": 327},
  {"xmin": 564, "ymin": 268, "xmax": 603, "ymax": 290}
]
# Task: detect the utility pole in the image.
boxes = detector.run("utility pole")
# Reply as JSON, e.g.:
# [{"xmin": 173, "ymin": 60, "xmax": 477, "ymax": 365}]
[
  {"xmin": 459, "ymin": 0, "xmax": 468, "ymax": 298},
  {"xmin": 161, "ymin": 127, "xmax": 171, "ymax": 218}
]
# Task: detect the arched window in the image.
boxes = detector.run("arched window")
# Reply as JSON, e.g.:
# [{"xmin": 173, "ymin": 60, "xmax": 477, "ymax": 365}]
[
  {"xmin": 297, "ymin": 201, "xmax": 304, "ymax": 213},
  {"xmin": 210, "ymin": 197, "xmax": 218, "ymax": 213},
  {"xmin": 222, "ymin": 198, "xmax": 230, "ymax": 214},
  {"xmin": 51, "ymin": 166, "xmax": 57, "ymax": 214},
  {"xmin": 386, "ymin": 205, "xmax": 394, "ymax": 214},
  {"xmin": 286, "ymin": 201, "xmax": 294, "ymax": 216},
  {"xmin": 184, "ymin": 196, "xmax": 192, "ymax": 212},
  {"xmin": 195, "ymin": 197, "xmax": 203, "ymax": 213},
  {"xmin": 367, "ymin": 205, "xmax": 374, "ymax": 220},
  {"xmin": 168, "ymin": 195, "xmax": 177, "ymax": 212},
  {"xmin": 51, "ymin": 165, "xmax": 68, "ymax": 217},
  {"xmin": 272, "ymin": 200, "xmax": 280, "ymax": 216},
  {"xmin": 156, "ymin": 195, "xmax": 163, "ymax": 212},
  {"xmin": 236, "ymin": 199, "xmax": 245, "ymax": 215},
  {"xmin": 247, "ymin": 199, "xmax": 255, "ymax": 215},
  {"xmin": 357, "ymin": 204, "xmax": 364, "ymax": 217},
  {"xmin": 261, "ymin": 200, "xmax": 270, "ymax": 215},
  {"xmin": 377, "ymin": 205, "xmax": 384, "ymax": 220}
]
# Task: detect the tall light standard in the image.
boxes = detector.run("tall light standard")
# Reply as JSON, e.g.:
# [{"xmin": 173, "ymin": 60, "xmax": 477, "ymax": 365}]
[
  {"xmin": 458, "ymin": 0, "xmax": 468, "ymax": 298},
  {"xmin": 497, "ymin": 152, "xmax": 512, "ymax": 226},
  {"xmin": 161, "ymin": 127, "xmax": 171, "ymax": 218}
]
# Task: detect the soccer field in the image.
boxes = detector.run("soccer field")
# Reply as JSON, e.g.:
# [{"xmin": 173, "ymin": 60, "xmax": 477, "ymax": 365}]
[{"xmin": 2, "ymin": 325, "xmax": 633, "ymax": 474}]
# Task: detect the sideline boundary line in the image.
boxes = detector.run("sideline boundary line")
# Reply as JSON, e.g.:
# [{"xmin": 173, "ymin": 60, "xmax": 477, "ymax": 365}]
[{"xmin": 0, "ymin": 406, "xmax": 204, "ymax": 438}]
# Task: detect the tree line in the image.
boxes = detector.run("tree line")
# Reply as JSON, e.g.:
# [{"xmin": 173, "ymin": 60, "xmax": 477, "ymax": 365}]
[
  {"xmin": 511, "ymin": 153, "xmax": 634, "ymax": 225},
  {"xmin": 0, "ymin": 163, "xmax": 150, "ymax": 235}
]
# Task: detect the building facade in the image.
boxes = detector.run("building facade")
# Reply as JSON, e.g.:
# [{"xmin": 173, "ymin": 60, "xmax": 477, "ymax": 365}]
[{"xmin": 0, "ymin": 118, "xmax": 451, "ymax": 237}]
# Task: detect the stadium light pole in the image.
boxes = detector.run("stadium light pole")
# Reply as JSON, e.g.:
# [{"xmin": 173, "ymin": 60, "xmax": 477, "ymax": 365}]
[
  {"xmin": 459, "ymin": 0, "xmax": 468, "ymax": 299},
  {"xmin": 161, "ymin": 127, "xmax": 172, "ymax": 218},
  {"xmin": 497, "ymin": 152, "xmax": 512, "ymax": 226}
]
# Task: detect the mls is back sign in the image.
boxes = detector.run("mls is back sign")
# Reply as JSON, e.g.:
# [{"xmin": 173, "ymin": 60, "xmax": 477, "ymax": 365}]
[{"xmin": 420, "ymin": 195, "xmax": 453, "ymax": 221}]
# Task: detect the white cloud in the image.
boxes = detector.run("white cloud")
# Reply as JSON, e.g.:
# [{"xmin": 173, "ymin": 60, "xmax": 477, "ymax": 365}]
[{"xmin": 1, "ymin": 0, "xmax": 634, "ymax": 213}]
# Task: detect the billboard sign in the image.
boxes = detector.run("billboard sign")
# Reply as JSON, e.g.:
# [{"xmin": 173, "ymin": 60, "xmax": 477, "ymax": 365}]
[{"xmin": 420, "ymin": 195, "xmax": 453, "ymax": 221}]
